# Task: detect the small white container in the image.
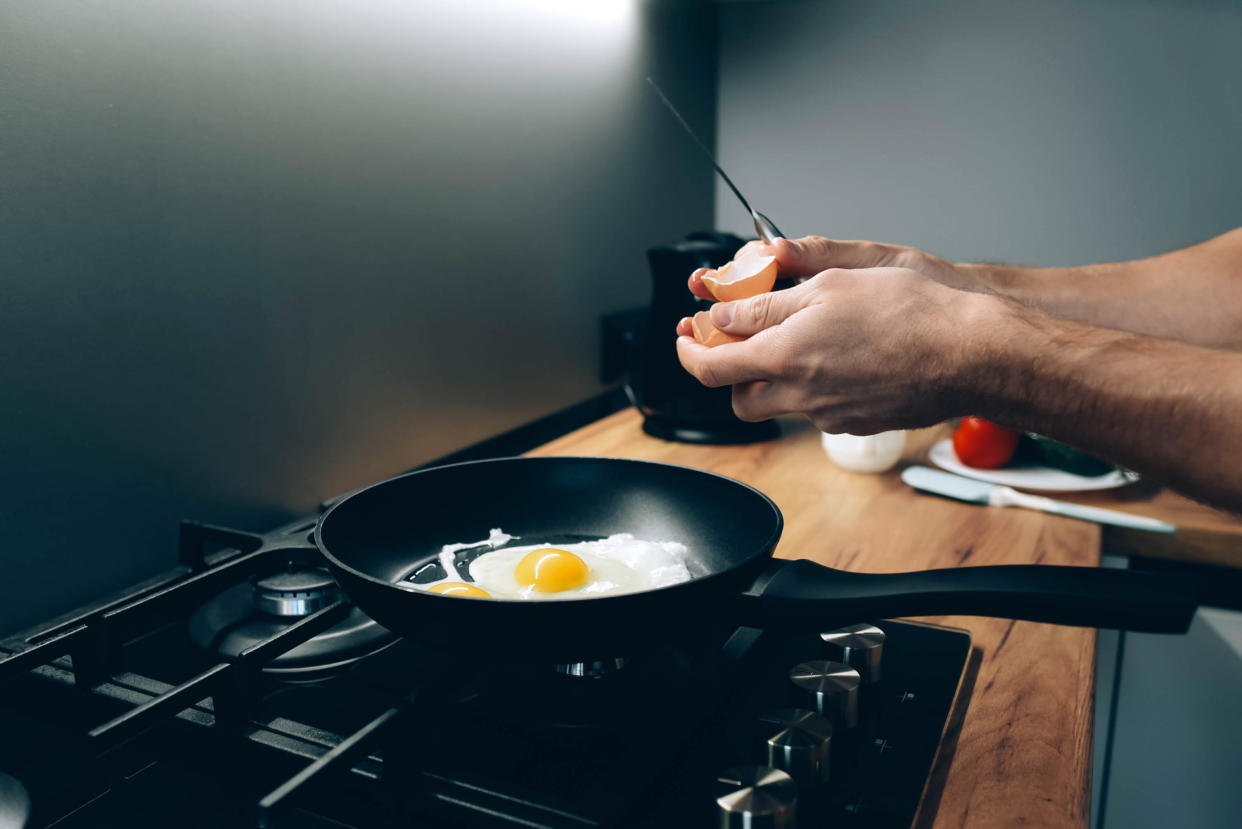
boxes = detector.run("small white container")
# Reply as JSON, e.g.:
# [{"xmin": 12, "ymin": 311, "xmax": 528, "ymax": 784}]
[{"xmin": 821, "ymin": 431, "xmax": 908, "ymax": 473}]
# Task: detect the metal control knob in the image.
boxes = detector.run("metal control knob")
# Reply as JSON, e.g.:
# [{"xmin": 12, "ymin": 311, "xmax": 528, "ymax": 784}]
[
  {"xmin": 715, "ymin": 765, "xmax": 798, "ymax": 829},
  {"xmin": 554, "ymin": 657, "xmax": 628, "ymax": 678},
  {"xmin": 757, "ymin": 708, "xmax": 833, "ymax": 787},
  {"xmin": 820, "ymin": 623, "xmax": 885, "ymax": 684},
  {"xmin": 0, "ymin": 771, "xmax": 31, "ymax": 829},
  {"xmin": 790, "ymin": 660, "xmax": 860, "ymax": 729}
]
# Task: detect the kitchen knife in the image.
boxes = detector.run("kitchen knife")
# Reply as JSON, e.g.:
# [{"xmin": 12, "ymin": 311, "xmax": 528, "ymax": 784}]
[
  {"xmin": 901, "ymin": 465, "xmax": 1177, "ymax": 534},
  {"xmin": 646, "ymin": 77, "xmax": 784, "ymax": 245}
]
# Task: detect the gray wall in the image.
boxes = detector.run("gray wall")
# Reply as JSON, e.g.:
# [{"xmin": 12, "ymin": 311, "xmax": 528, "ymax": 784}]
[
  {"xmin": 1103, "ymin": 609, "xmax": 1242, "ymax": 829},
  {"xmin": 716, "ymin": 0, "xmax": 1242, "ymax": 265},
  {"xmin": 0, "ymin": 0, "xmax": 717, "ymax": 633},
  {"xmin": 717, "ymin": 4, "xmax": 1242, "ymax": 826}
]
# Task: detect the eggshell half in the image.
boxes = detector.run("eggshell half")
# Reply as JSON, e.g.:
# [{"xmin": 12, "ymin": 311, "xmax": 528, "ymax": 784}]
[
  {"xmin": 701, "ymin": 255, "xmax": 778, "ymax": 302},
  {"xmin": 692, "ymin": 311, "xmax": 744, "ymax": 347}
]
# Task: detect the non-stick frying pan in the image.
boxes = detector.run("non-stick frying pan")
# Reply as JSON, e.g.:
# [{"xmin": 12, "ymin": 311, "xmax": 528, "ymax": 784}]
[{"xmin": 316, "ymin": 457, "xmax": 1196, "ymax": 662}]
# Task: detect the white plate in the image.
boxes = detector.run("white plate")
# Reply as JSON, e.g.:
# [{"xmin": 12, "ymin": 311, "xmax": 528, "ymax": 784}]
[{"xmin": 928, "ymin": 440, "xmax": 1139, "ymax": 492}]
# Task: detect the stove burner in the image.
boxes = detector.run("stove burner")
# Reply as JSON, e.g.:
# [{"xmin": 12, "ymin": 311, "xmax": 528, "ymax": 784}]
[
  {"xmin": 251, "ymin": 567, "xmax": 340, "ymax": 617},
  {"xmin": 554, "ymin": 657, "xmax": 628, "ymax": 678},
  {"xmin": 466, "ymin": 647, "xmax": 697, "ymax": 731},
  {"xmin": 188, "ymin": 557, "xmax": 398, "ymax": 681}
]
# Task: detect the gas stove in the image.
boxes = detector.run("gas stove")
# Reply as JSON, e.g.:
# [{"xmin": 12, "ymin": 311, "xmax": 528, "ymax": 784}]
[{"xmin": 0, "ymin": 438, "xmax": 974, "ymax": 829}]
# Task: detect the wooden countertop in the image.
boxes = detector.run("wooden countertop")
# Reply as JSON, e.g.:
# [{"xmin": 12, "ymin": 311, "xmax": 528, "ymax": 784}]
[
  {"xmin": 1061, "ymin": 482, "xmax": 1242, "ymax": 570},
  {"xmin": 527, "ymin": 410, "xmax": 1102, "ymax": 827}
]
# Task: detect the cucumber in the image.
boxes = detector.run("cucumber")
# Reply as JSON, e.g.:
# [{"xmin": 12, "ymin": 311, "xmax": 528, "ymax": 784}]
[{"xmin": 1019, "ymin": 435, "xmax": 1114, "ymax": 477}]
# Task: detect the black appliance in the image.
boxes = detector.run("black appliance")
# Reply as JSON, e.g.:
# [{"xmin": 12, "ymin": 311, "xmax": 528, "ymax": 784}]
[
  {"xmin": 630, "ymin": 232, "xmax": 781, "ymax": 444},
  {"xmin": 0, "ymin": 519, "xmax": 972, "ymax": 828}
]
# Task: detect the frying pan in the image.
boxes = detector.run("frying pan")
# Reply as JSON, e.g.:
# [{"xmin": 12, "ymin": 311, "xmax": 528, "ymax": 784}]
[{"xmin": 316, "ymin": 457, "xmax": 1196, "ymax": 662}]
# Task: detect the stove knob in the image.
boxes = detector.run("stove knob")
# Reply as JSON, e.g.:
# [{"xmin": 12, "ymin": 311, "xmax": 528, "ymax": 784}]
[
  {"xmin": 757, "ymin": 708, "xmax": 833, "ymax": 787},
  {"xmin": 0, "ymin": 772, "xmax": 31, "ymax": 829},
  {"xmin": 789, "ymin": 660, "xmax": 860, "ymax": 729},
  {"xmin": 820, "ymin": 623, "xmax": 885, "ymax": 684},
  {"xmin": 714, "ymin": 765, "xmax": 798, "ymax": 829}
]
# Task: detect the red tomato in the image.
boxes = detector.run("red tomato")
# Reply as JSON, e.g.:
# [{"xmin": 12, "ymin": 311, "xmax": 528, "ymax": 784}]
[{"xmin": 952, "ymin": 417, "xmax": 1021, "ymax": 469}]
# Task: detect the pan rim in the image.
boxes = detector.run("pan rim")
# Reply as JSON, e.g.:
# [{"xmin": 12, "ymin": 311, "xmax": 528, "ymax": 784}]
[{"xmin": 314, "ymin": 455, "xmax": 785, "ymax": 606}]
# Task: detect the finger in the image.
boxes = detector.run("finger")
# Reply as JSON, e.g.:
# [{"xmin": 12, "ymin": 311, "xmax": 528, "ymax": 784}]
[
  {"xmin": 731, "ymin": 380, "xmax": 800, "ymax": 422},
  {"xmin": 676, "ymin": 335, "xmax": 773, "ymax": 388},
  {"xmin": 710, "ymin": 281, "xmax": 814, "ymax": 337},
  {"xmin": 675, "ymin": 316, "xmax": 693, "ymax": 338},
  {"xmin": 773, "ymin": 236, "xmax": 898, "ymax": 279},
  {"xmin": 687, "ymin": 268, "xmax": 715, "ymax": 301}
]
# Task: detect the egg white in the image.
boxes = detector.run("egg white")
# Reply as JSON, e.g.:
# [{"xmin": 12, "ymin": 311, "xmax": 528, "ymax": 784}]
[{"xmin": 413, "ymin": 531, "xmax": 692, "ymax": 601}]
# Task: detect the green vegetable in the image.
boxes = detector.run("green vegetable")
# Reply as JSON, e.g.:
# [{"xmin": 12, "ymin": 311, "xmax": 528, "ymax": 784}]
[{"xmin": 1018, "ymin": 435, "xmax": 1114, "ymax": 477}]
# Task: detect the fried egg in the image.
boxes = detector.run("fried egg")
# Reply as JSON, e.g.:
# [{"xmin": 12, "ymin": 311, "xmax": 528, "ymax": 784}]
[{"xmin": 410, "ymin": 531, "xmax": 691, "ymax": 600}]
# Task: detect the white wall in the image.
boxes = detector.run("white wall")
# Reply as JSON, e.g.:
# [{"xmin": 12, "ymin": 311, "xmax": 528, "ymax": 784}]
[
  {"xmin": 0, "ymin": 0, "xmax": 718, "ymax": 633},
  {"xmin": 716, "ymin": 0, "xmax": 1242, "ymax": 265}
]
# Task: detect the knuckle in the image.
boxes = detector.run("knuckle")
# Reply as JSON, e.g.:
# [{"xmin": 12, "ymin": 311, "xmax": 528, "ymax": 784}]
[
  {"xmin": 731, "ymin": 394, "xmax": 759, "ymax": 422},
  {"xmin": 768, "ymin": 347, "xmax": 801, "ymax": 382},
  {"xmin": 743, "ymin": 292, "xmax": 775, "ymax": 327},
  {"xmin": 804, "ymin": 235, "xmax": 833, "ymax": 256},
  {"xmin": 786, "ymin": 382, "xmax": 815, "ymax": 413},
  {"xmin": 696, "ymin": 362, "xmax": 722, "ymax": 388},
  {"xmin": 804, "ymin": 269, "xmax": 838, "ymax": 291},
  {"xmin": 732, "ymin": 382, "xmax": 774, "ymax": 422}
]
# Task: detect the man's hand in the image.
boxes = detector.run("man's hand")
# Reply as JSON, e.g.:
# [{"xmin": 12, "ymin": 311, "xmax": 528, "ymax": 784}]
[
  {"xmin": 689, "ymin": 228, "xmax": 1242, "ymax": 351},
  {"xmin": 679, "ymin": 260, "xmax": 1242, "ymax": 510},
  {"xmin": 674, "ymin": 229, "xmax": 1242, "ymax": 510},
  {"xmin": 687, "ymin": 236, "xmax": 978, "ymax": 301},
  {"xmin": 676, "ymin": 267, "xmax": 989, "ymax": 434}
]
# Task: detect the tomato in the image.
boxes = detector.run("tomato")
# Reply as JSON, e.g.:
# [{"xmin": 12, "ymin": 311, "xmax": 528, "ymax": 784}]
[{"xmin": 952, "ymin": 417, "xmax": 1021, "ymax": 469}]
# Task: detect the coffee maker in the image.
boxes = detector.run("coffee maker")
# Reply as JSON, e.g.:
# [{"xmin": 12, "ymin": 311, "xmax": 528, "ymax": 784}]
[{"xmin": 627, "ymin": 232, "xmax": 781, "ymax": 444}]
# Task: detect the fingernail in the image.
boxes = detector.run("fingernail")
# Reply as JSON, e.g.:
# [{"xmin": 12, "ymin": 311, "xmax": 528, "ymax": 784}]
[{"xmin": 711, "ymin": 303, "xmax": 733, "ymax": 328}]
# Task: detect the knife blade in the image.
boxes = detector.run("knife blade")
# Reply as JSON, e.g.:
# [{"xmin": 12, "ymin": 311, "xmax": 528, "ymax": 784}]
[
  {"xmin": 901, "ymin": 466, "xmax": 1176, "ymax": 534},
  {"xmin": 646, "ymin": 77, "xmax": 784, "ymax": 245}
]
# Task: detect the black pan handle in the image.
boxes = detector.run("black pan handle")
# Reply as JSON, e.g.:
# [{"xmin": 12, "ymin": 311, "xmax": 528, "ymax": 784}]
[{"xmin": 738, "ymin": 559, "xmax": 1197, "ymax": 633}]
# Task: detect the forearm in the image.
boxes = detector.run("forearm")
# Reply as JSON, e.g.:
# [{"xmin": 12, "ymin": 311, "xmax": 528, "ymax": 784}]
[
  {"xmin": 961, "ymin": 296, "xmax": 1242, "ymax": 511},
  {"xmin": 958, "ymin": 227, "xmax": 1242, "ymax": 350}
]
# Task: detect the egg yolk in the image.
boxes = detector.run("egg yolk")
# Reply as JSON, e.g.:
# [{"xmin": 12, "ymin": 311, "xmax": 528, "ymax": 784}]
[
  {"xmin": 515, "ymin": 548, "xmax": 589, "ymax": 593},
  {"xmin": 428, "ymin": 582, "xmax": 491, "ymax": 598}
]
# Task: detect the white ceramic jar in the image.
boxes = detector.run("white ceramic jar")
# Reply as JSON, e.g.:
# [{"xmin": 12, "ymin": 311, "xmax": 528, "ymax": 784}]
[{"xmin": 821, "ymin": 431, "xmax": 908, "ymax": 473}]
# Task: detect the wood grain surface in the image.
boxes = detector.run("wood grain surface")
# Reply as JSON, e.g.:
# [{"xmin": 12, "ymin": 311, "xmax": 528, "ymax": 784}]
[
  {"xmin": 1064, "ymin": 487, "xmax": 1242, "ymax": 569},
  {"xmin": 526, "ymin": 410, "xmax": 1099, "ymax": 828}
]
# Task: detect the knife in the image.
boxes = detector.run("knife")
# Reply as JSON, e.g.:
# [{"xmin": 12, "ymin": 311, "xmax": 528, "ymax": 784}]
[
  {"xmin": 901, "ymin": 466, "xmax": 1177, "ymax": 534},
  {"xmin": 646, "ymin": 77, "xmax": 784, "ymax": 245}
]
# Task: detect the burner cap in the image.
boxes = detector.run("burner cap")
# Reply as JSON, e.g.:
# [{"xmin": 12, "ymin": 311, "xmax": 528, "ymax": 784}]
[{"xmin": 252, "ymin": 566, "xmax": 340, "ymax": 617}]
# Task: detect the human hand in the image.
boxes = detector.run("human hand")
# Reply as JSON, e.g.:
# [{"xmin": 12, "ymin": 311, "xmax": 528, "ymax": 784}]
[
  {"xmin": 687, "ymin": 235, "xmax": 979, "ymax": 301},
  {"xmin": 676, "ymin": 267, "xmax": 997, "ymax": 434}
]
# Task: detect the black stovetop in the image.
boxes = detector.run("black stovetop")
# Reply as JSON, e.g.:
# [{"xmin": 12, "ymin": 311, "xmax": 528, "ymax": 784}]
[
  {"xmin": 0, "ymin": 394, "xmax": 975, "ymax": 828},
  {"xmin": 0, "ymin": 516, "xmax": 973, "ymax": 829}
]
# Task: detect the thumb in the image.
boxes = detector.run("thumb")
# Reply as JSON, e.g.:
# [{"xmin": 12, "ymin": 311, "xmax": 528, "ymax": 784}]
[
  {"xmin": 710, "ymin": 286, "xmax": 808, "ymax": 336},
  {"xmin": 773, "ymin": 235, "xmax": 892, "ymax": 278}
]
